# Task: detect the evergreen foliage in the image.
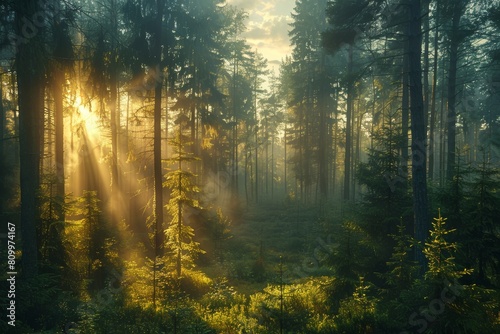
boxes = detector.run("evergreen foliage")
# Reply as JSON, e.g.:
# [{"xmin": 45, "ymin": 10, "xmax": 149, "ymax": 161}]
[
  {"xmin": 423, "ymin": 210, "xmax": 472, "ymax": 282},
  {"xmin": 164, "ymin": 131, "xmax": 205, "ymax": 278},
  {"xmin": 1, "ymin": 0, "xmax": 500, "ymax": 332}
]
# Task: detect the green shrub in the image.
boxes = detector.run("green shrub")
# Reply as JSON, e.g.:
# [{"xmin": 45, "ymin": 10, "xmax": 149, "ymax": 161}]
[
  {"xmin": 248, "ymin": 277, "xmax": 332, "ymax": 333},
  {"xmin": 200, "ymin": 303, "xmax": 266, "ymax": 334}
]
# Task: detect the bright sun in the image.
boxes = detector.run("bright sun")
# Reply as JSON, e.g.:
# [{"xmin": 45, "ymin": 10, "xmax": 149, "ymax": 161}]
[{"xmin": 74, "ymin": 95, "xmax": 102, "ymax": 139}]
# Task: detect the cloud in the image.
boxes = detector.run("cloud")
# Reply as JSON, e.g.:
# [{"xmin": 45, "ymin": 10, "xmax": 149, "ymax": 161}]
[
  {"xmin": 226, "ymin": 0, "xmax": 295, "ymax": 69},
  {"xmin": 225, "ymin": 0, "xmax": 259, "ymax": 11},
  {"xmin": 243, "ymin": 14, "xmax": 292, "ymax": 61}
]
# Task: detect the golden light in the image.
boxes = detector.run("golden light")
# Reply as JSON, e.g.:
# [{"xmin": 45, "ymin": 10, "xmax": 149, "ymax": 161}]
[{"xmin": 74, "ymin": 95, "xmax": 101, "ymax": 139}]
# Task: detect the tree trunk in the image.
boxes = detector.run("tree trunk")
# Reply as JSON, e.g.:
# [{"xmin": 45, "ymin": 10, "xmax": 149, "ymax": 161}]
[
  {"xmin": 16, "ymin": 0, "xmax": 46, "ymax": 278},
  {"xmin": 110, "ymin": 0, "xmax": 119, "ymax": 192},
  {"xmin": 332, "ymin": 86, "xmax": 339, "ymax": 199},
  {"xmin": 408, "ymin": 0, "xmax": 429, "ymax": 272},
  {"xmin": 177, "ymin": 169, "xmax": 183, "ymax": 278},
  {"xmin": 245, "ymin": 141, "xmax": 249, "ymax": 204},
  {"xmin": 446, "ymin": 2, "xmax": 462, "ymax": 181},
  {"xmin": 110, "ymin": 61, "xmax": 118, "ymax": 191},
  {"xmin": 284, "ymin": 123, "xmax": 287, "ymax": 197},
  {"xmin": 402, "ymin": 33, "xmax": 410, "ymax": 178},
  {"xmin": 271, "ymin": 133, "xmax": 274, "ymax": 200},
  {"xmin": 423, "ymin": 0, "xmax": 430, "ymax": 131},
  {"xmin": 232, "ymin": 55, "xmax": 239, "ymax": 194},
  {"xmin": 318, "ymin": 53, "xmax": 328, "ymax": 201},
  {"xmin": 343, "ymin": 45, "xmax": 354, "ymax": 201},
  {"xmin": 53, "ymin": 68, "xmax": 65, "ymax": 215},
  {"xmin": 428, "ymin": 7, "xmax": 439, "ymax": 180},
  {"xmin": 153, "ymin": 0, "xmax": 165, "ymax": 308},
  {"xmin": 255, "ymin": 104, "xmax": 259, "ymax": 203}
]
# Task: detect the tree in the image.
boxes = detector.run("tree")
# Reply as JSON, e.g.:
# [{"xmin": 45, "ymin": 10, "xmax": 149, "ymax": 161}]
[
  {"xmin": 246, "ymin": 51, "xmax": 268, "ymax": 203},
  {"xmin": 384, "ymin": 222, "xmax": 418, "ymax": 293},
  {"xmin": 408, "ymin": 0, "xmax": 430, "ymax": 271},
  {"xmin": 464, "ymin": 159, "xmax": 500, "ymax": 286},
  {"xmin": 357, "ymin": 115, "xmax": 412, "ymax": 256},
  {"xmin": 323, "ymin": 0, "xmax": 382, "ymax": 202},
  {"xmin": 153, "ymin": 0, "xmax": 165, "ymax": 248},
  {"xmin": 15, "ymin": 0, "xmax": 47, "ymax": 278},
  {"xmin": 423, "ymin": 210, "xmax": 471, "ymax": 281},
  {"xmin": 442, "ymin": 0, "xmax": 471, "ymax": 180},
  {"xmin": 47, "ymin": 6, "xmax": 74, "ymax": 270},
  {"xmin": 289, "ymin": 0, "xmax": 333, "ymax": 202},
  {"xmin": 164, "ymin": 129, "xmax": 205, "ymax": 278}
]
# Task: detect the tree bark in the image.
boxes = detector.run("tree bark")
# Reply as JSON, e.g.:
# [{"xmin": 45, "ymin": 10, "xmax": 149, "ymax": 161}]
[
  {"xmin": 255, "ymin": 96, "xmax": 259, "ymax": 203},
  {"xmin": 110, "ymin": 0, "xmax": 119, "ymax": 192},
  {"xmin": 446, "ymin": 1, "xmax": 462, "ymax": 181},
  {"xmin": 53, "ymin": 68, "xmax": 64, "ymax": 215},
  {"xmin": 343, "ymin": 44, "xmax": 354, "ymax": 201},
  {"xmin": 428, "ymin": 6, "xmax": 439, "ymax": 180},
  {"xmin": 318, "ymin": 53, "xmax": 328, "ymax": 201},
  {"xmin": 423, "ymin": 0, "xmax": 430, "ymax": 130},
  {"xmin": 153, "ymin": 0, "xmax": 165, "ymax": 308},
  {"xmin": 15, "ymin": 0, "xmax": 46, "ymax": 278},
  {"xmin": 402, "ymin": 28, "xmax": 410, "ymax": 178},
  {"xmin": 408, "ymin": 0, "xmax": 430, "ymax": 272}
]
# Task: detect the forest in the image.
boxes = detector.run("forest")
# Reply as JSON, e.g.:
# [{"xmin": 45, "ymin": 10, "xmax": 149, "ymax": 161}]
[{"xmin": 0, "ymin": 0, "xmax": 499, "ymax": 333}]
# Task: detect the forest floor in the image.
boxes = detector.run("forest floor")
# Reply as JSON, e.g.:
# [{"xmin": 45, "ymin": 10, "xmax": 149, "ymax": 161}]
[{"xmin": 200, "ymin": 201, "xmax": 339, "ymax": 295}]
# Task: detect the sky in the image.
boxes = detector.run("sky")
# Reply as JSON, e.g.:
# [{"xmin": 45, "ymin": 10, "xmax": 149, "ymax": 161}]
[{"xmin": 226, "ymin": 0, "xmax": 296, "ymax": 72}]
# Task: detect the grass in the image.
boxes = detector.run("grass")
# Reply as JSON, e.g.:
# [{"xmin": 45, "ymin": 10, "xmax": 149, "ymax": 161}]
[{"xmin": 197, "ymin": 201, "xmax": 342, "ymax": 295}]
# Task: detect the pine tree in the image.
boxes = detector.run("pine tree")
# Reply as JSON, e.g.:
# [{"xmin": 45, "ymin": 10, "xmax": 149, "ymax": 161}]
[
  {"xmin": 69, "ymin": 191, "xmax": 103, "ymax": 283},
  {"xmin": 384, "ymin": 222, "xmax": 418, "ymax": 293},
  {"xmin": 357, "ymin": 115, "xmax": 412, "ymax": 240},
  {"xmin": 423, "ymin": 210, "xmax": 471, "ymax": 282},
  {"xmin": 462, "ymin": 157, "xmax": 500, "ymax": 286},
  {"xmin": 164, "ymin": 130, "xmax": 205, "ymax": 278},
  {"xmin": 289, "ymin": 0, "xmax": 334, "ymax": 202}
]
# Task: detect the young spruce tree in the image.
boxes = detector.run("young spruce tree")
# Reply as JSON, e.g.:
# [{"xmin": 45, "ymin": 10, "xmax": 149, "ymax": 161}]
[{"xmin": 165, "ymin": 129, "xmax": 205, "ymax": 278}]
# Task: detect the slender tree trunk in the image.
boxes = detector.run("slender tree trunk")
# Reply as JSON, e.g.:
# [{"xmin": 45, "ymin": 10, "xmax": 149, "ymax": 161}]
[
  {"xmin": 409, "ymin": 0, "xmax": 429, "ymax": 272},
  {"xmin": 265, "ymin": 115, "xmax": 269, "ymax": 196},
  {"xmin": 53, "ymin": 70, "xmax": 65, "ymax": 204},
  {"xmin": 232, "ymin": 55, "xmax": 239, "ymax": 194},
  {"xmin": 446, "ymin": 2, "xmax": 462, "ymax": 181},
  {"xmin": 402, "ymin": 34, "xmax": 410, "ymax": 178},
  {"xmin": 271, "ymin": 133, "xmax": 274, "ymax": 200},
  {"xmin": 255, "ymin": 105, "xmax": 258, "ymax": 203},
  {"xmin": 177, "ymin": 165, "xmax": 182, "ymax": 278},
  {"xmin": 429, "ymin": 8, "xmax": 439, "ymax": 180},
  {"xmin": 284, "ymin": 123, "xmax": 287, "ymax": 197},
  {"xmin": 439, "ymin": 60, "xmax": 447, "ymax": 185},
  {"xmin": 344, "ymin": 45, "xmax": 354, "ymax": 201},
  {"xmin": 354, "ymin": 105, "xmax": 362, "ymax": 199},
  {"xmin": 332, "ymin": 86, "xmax": 339, "ymax": 199},
  {"xmin": 423, "ymin": 0, "xmax": 430, "ymax": 131},
  {"xmin": 153, "ymin": 0, "xmax": 165, "ymax": 307},
  {"xmin": 110, "ymin": 0, "xmax": 119, "ymax": 191},
  {"xmin": 318, "ymin": 53, "xmax": 328, "ymax": 201},
  {"xmin": 245, "ymin": 143, "xmax": 249, "ymax": 204}
]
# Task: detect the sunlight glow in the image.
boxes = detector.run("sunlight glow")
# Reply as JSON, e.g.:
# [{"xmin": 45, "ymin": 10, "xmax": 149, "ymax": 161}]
[{"xmin": 74, "ymin": 95, "xmax": 101, "ymax": 139}]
